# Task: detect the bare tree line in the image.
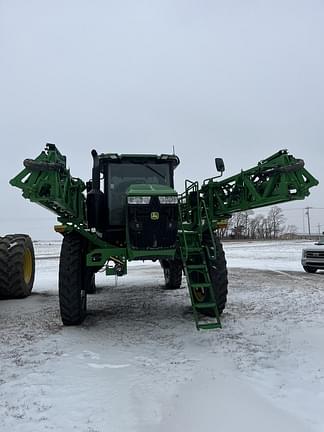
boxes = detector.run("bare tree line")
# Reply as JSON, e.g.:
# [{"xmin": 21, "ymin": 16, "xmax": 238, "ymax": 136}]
[{"xmin": 217, "ymin": 206, "xmax": 298, "ymax": 240}]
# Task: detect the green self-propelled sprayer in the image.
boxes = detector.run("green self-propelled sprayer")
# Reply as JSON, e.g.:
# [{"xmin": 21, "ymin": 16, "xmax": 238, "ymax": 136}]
[{"xmin": 10, "ymin": 144, "xmax": 318, "ymax": 330}]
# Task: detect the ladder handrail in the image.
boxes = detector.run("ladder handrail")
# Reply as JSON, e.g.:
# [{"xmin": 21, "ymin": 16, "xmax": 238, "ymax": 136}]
[
  {"xmin": 201, "ymin": 198, "xmax": 217, "ymax": 260},
  {"xmin": 178, "ymin": 204, "xmax": 189, "ymax": 262}
]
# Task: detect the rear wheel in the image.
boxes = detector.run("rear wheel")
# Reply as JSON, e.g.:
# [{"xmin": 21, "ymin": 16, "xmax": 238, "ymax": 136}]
[
  {"xmin": 0, "ymin": 235, "xmax": 35, "ymax": 299},
  {"xmin": 85, "ymin": 271, "xmax": 96, "ymax": 294},
  {"xmin": 303, "ymin": 265, "xmax": 317, "ymax": 273},
  {"xmin": 0, "ymin": 237, "xmax": 10, "ymax": 298},
  {"xmin": 161, "ymin": 259, "xmax": 183, "ymax": 289},
  {"xmin": 59, "ymin": 233, "xmax": 88, "ymax": 325},
  {"xmin": 192, "ymin": 233, "xmax": 228, "ymax": 317}
]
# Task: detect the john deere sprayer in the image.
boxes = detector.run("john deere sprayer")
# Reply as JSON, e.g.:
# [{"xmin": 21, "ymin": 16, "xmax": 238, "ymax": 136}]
[{"xmin": 10, "ymin": 144, "xmax": 318, "ymax": 330}]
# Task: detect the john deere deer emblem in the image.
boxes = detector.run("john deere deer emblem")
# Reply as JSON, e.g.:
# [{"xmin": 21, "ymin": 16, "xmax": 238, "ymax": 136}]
[{"xmin": 151, "ymin": 212, "xmax": 159, "ymax": 221}]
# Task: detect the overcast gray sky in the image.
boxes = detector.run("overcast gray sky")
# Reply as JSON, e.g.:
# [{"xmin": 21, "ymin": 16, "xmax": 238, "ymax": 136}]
[{"xmin": 1, "ymin": 0, "xmax": 323, "ymax": 239}]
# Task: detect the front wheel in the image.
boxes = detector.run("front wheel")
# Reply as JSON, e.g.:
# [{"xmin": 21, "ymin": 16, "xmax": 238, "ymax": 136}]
[
  {"xmin": 59, "ymin": 233, "xmax": 87, "ymax": 325},
  {"xmin": 303, "ymin": 265, "xmax": 317, "ymax": 273}
]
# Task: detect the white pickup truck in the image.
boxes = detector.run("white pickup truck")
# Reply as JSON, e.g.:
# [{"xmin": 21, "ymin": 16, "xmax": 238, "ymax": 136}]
[{"xmin": 301, "ymin": 239, "xmax": 324, "ymax": 273}]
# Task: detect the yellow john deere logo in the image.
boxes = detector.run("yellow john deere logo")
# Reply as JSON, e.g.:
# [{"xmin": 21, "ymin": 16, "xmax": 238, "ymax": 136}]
[{"xmin": 151, "ymin": 211, "xmax": 160, "ymax": 221}]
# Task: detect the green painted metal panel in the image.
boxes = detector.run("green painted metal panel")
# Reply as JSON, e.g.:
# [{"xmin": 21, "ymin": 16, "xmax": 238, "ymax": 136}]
[
  {"xmin": 127, "ymin": 248, "xmax": 176, "ymax": 260},
  {"xmin": 127, "ymin": 184, "xmax": 177, "ymax": 196}
]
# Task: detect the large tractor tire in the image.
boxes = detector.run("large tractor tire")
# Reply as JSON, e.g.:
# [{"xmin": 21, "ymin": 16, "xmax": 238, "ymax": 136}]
[
  {"xmin": 0, "ymin": 237, "xmax": 10, "ymax": 298},
  {"xmin": 59, "ymin": 232, "xmax": 88, "ymax": 325},
  {"xmin": 0, "ymin": 234, "xmax": 35, "ymax": 298},
  {"xmin": 192, "ymin": 233, "xmax": 228, "ymax": 317},
  {"xmin": 85, "ymin": 270, "xmax": 96, "ymax": 294},
  {"xmin": 160, "ymin": 259, "xmax": 183, "ymax": 289}
]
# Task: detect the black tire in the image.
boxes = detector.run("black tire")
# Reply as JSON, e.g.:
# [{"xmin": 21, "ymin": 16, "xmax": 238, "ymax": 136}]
[
  {"xmin": 85, "ymin": 271, "xmax": 96, "ymax": 294},
  {"xmin": 59, "ymin": 233, "xmax": 88, "ymax": 325},
  {"xmin": 192, "ymin": 233, "xmax": 228, "ymax": 317},
  {"xmin": 0, "ymin": 237, "xmax": 10, "ymax": 298},
  {"xmin": 0, "ymin": 235, "xmax": 35, "ymax": 299},
  {"xmin": 303, "ymin": 265, "xmax": 317, "ymax": 274},
  {"xmin": 4, "ymin": 234, "xmax": 30, "ymax": 240},
  {"xmin": 161, "ymin": 259, "xmax": 183, "ymax": 289}
]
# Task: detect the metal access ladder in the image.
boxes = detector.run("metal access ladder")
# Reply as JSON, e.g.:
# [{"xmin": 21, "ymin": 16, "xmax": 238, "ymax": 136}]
[{"xmin": 178, "ymin": 180, "xmax": 221, "ymax": 330}]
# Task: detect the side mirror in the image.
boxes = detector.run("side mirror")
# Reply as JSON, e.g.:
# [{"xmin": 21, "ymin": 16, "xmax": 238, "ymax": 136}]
[{"xmin": 215, "ymin": 158, "xmax": 225, "ymax": 173}]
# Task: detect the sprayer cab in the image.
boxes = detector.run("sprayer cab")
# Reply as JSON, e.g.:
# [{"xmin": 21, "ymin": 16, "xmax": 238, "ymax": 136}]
[{"xmin": 86, "ymin": 151, "xmax": 180, "ymax": 249}]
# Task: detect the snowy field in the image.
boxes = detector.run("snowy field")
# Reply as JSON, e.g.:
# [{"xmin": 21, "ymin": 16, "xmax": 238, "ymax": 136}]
[{"xmin": 0, "ymin": 240, "xmax": 323, "ymax": 432}]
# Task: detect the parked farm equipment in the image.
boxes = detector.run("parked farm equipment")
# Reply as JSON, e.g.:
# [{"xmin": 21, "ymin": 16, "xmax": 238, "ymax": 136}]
[
  {"xmin": 10, "ymin": 144, "xmax": 318, "ymax": 329},
  {"xmin": 0, "ymin": 234, "xmax": 35, "ymax": 298}
]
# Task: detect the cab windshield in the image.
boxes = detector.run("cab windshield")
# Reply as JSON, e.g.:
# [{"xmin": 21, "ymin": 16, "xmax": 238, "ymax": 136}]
[{"xmin": 107, "ymin": 163, "xmax": 171, "ymax": 225}]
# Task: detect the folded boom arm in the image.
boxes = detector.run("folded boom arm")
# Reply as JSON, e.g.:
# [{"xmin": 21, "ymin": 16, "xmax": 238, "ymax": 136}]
[
  {"xmin": 200, "ymin": 149, "xmax": 319, "ymax": 222},
  {"xmin": 10, "ymin": 143, "xmax": 86, "ymax": 224}
]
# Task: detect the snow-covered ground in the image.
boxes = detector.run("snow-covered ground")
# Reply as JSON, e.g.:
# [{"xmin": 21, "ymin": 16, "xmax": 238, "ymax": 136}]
[
  {"xmin": 0, "ymin": 240, "xmax": 323, "ymax": 432},
  {"xmin": 224, "ymin": 239, "xmax": 319, "ymax": 272}
]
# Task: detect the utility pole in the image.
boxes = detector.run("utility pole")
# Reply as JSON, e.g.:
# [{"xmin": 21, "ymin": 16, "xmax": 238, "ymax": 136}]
[{"xmin": 305, "ymin": 207, "xmax": 312, "ymax": 235}]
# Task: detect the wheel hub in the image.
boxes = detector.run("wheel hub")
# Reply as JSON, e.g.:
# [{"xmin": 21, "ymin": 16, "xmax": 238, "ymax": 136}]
[{"xmin": 23, "ymin": 248, "xmax": 33, "ymax": 284}]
